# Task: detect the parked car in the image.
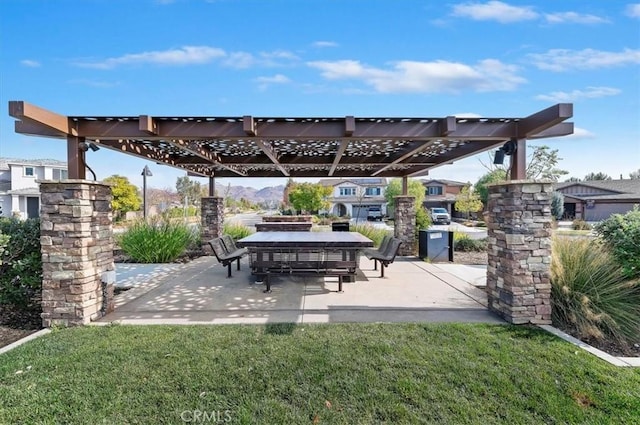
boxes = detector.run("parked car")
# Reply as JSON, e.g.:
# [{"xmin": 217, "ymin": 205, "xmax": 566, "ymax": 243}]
[
  {"xmin": 430, "ymin": 207, "xmax": 451, "ymax": 224},
  {"xmin": 367, "ymin": 206, "xmax": 383, "ymax": 221}
]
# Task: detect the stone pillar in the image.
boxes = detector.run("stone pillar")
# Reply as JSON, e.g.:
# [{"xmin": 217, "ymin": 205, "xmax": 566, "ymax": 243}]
[
  {"xmin": 486, "ymin": 180, "xmax": 553, "ymax": 325},
  {"xmin": 201, "ymin": 197, "xmax": 224, "ymax": 252},
  {"xmin": 394, "ymin": 195, "xmax": 416, "ymax": 256},
  {"xmin": 39, "ymin": 180, "xmax": 114, "ymax": 327}
]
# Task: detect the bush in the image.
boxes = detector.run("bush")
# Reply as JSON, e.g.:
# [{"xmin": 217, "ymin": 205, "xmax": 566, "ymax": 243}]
[
  {"xmin": 223, "ymin": 222, "xmax": 254, "ymax": 240},
  {"xmin": 0, "ymin": 218, "xmax": 42, "ymax": 309},
  {"xmin": 415, "ymin": 207, "xmax": 431, "ymax": 234},
  {"xmin": 551, "ymin": 236, "xmax": 640, "ymax": 346},
  {"xmin": 453, "ymin": 233, "xmax": 487, "ymax": 252},
  {"xmin": 117, "ymin": 217, "xmax": 199, "ymax": 263},
  {"xmin": 165, "ymin": 206, "xmax": 199, "ymax": 218},
  {"xmin": 351, "ymin": 223, "xmax": 392, "ymax": 247},
  {"xmin": 594, "ymin": 207, "xmax": 640, "ymax": 279},
  {"xmin": 572, "ymin": 219, "xmax": 591, "ymax": 230}
]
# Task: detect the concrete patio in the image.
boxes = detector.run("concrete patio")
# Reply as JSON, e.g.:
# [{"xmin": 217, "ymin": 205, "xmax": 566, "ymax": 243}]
[{"xmin": 97, "ymin": 256, "xmax": 503, "ymax": 326}]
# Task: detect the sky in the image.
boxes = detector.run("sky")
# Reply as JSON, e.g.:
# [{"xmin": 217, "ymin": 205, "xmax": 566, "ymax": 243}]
[{"xmin": 0, "ymin": 0, "xmax": 639, "ymax": 190}]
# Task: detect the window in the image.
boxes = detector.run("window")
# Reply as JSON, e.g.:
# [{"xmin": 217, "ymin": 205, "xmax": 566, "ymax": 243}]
[
  {"xmin": 24, "ymin": 167, "xmax": 35, "ymax": 177},
  {"xmin": 365, "ymin": 187, "xmax": 381, "ymax": 196},
  {"xmin": 52, "ymin": 169, "xmax": 68, "ymax": 180},
  {"xmin": 427, "ymin": 186, "xmax": 443, "ymax": 196},
  {"xmin": 339, "ymin": 187, "xmax": 356, "ymax": 196}
]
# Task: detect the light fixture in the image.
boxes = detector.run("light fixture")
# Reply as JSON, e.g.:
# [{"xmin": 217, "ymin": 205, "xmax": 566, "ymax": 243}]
[
  {"xmin": 493, "ymin": 138, "xmax": 518, "ymax": 165},
  {"xmin": 79, "ymin": 142, "xmax": 100, "ymax": 152}
]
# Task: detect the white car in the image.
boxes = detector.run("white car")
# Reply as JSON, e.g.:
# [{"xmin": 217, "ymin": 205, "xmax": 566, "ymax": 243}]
[{"xmin": 430, "ymin": 208, "xmax": 451, "ymax": 225}]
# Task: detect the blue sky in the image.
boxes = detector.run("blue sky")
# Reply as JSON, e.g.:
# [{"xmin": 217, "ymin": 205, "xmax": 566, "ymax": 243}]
[{"xmin": 1, "ymin": 0, "xmax": 639, "ymax": 190}]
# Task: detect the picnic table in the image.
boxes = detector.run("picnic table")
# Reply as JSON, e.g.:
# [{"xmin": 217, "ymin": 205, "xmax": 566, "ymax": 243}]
[{"xmin": 237, "ymin": 231, "xmax": 373, "ymax": 292}]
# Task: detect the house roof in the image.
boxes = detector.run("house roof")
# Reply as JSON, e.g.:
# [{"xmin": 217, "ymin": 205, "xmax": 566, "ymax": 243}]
[
  {"xmin": 420, "ymin": 179, "xmax": 468, "ymax": 187},
  {"xmin": 9, "ymin": 101, "xmax": 574, "ymax": 179},
  {"xmin": 318, "ymin": 178, "xmax": 387, "ymax": 187},
  {"xmin": 0, "ymin": 157, "xmax": 67, "ymax": 170},
  {"xmin": 555, "ymin": 179, "xmax": 640, "ymax": 201}
]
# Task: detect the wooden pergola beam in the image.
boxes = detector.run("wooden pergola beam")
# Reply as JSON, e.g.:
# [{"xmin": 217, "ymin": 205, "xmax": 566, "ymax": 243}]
[
  {"xmin": 255, "ymin": 140, "xmax": 289, "ymax": 177},
  {"xmin": 518, "ymin": 103, "xmax": 573, "ymax": 139},
  {"xmin": 9, "ymin": 101, "xmax": 77, "ymax": 136}
]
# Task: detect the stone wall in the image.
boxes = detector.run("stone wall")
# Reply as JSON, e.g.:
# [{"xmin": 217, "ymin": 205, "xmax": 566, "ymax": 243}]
[
  {"xmin": 39, "ymin": 180, "xmax": 114, "ymax": 327},
  {"xmin": 394, "ymin": 196, "xmax": 416, "ymax": 256},
  {"xmin": 486, "ymin": 180, "xmax": 553, "ymax": 325},
  {"xmin": 201, "ymin": 197, "xmax": 224, "ymax": 253}
]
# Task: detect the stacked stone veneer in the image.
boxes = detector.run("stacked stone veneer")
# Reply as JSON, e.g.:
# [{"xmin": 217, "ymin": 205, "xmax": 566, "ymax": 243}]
[
  {"xmin": 486, "ymin": 180, "xmax": 553, "ymax": 325},
  {"xmin": 39, "ymin": 181, "xmax": 114, "ymax": 327},
  {"xmin": 201, "ymin": 197, "xmax": 224, "ymax": 253},
  {"xmin": 394, "ymin": 196, "xmax": 416, "ymax": 256}
]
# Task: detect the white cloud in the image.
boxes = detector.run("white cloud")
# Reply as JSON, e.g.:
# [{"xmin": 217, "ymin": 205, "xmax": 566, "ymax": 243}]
[
  {"xmin": 307, "ymin": 58, "xmax": 526, "ymax": 93},
  {"xmin": 20, "ymin": 59, "xmax": 41, "ymax": 67},
  {"xmin": 528, "ymin": 48, "xmax": 640, "ymax": 71},
  {"xmin": 69, "ymin": 79, "xmax": 121, "ymax": 88},
  {"xmin": 254, "ymin": 74, "xmax": 291, "ymax": 91},
  {"xmin": 255, "ymin": 74, "xmax": 290, "ymax": 84},
  {"xmin": 544, "ymin": 12, "xmax": 609, "ymax": 24},
  {"xmin": 75, "ymin": 46, "xmax": 226, "ymax": 69},
  {"xmin": 565, "ymin": 127, "xmax": 595, "ymax": 139},
  {"xmin": 626, "ymin": 3, "xmax": 640, "ymax": 18},
  {"xmin": 222, "ymin": 52, "xmax": 255, "ymax": 69},
  {"xmin": 451, "ymin": 1, "xmax": 538, "ymax": 23},
  {"xmin": 312, "ymin": 41, "xmax": 338, "ymax": 48},
  {"xmin": 535, "ymin": 86, "xmax": 621, "ymax": 102}
]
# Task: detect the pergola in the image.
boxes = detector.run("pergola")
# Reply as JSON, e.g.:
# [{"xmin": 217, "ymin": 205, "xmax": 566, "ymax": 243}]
[
  {"xmin": 8, "ymin": 101, "xmax": 573, "ymax": 183},
  {"xmin": 8, "ymin": 101, "xmax": 574, "ymax": 328}
]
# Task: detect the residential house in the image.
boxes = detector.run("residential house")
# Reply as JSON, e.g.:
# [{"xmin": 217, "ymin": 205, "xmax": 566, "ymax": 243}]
[
  {"xmin": 318, "ymin": 178, "xmax": 388, "ymax": 220},
  {"xmin": 555, "ymin": 179, "xmax": 640, "ymax": 221},
  {"xmin": 421, "ymin": 179, "xmax": 468, "ymax": 218},
  {"xmin": 0, "ymin": 158, "xmax": 68, "ymax": 218}
]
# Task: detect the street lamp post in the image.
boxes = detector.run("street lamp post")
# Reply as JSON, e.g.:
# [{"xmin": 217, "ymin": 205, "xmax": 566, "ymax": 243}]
[{"xmin": 141, "ymin": 165, "xmax": 153, "ymax": 219}]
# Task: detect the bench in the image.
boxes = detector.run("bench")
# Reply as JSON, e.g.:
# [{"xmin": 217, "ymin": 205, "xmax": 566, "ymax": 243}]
[
  {"xmin": 363, "ymin": 237, "xmax": 402, "ymax": 278},
  {"xmin": 208, "ymin": 237, "xmax": 247, "ymax": 278}
]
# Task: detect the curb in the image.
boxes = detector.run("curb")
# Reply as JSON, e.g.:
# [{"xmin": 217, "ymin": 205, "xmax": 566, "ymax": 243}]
[
  {"xmin": 0, "ymin": 329, "xmax": 51, "ymax": 355},
  {"xmin": 539, "ymin": 325, "xmax": 639, "ymax": 367}
]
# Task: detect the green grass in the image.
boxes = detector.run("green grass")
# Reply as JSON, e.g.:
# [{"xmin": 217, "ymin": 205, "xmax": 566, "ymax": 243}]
[
  {"xmin": 117, "ymin": 217, "xmax": 199, "ymax": 263},
  {"xmin": 351, "ymin": 223, "xmax": 393, "ymax": 247},
  {"xmin": 1, "ymin": 324, "xmax": 639, "ymax": 424}
]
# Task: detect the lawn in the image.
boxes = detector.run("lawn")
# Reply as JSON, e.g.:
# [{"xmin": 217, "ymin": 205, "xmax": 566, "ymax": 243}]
[{"xmin": 1, "ymin": 323, "xmax": 638, "ymax": 424}]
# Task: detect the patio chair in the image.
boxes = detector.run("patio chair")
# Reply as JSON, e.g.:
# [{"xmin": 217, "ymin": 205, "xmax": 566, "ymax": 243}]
[
  {"xmin": 361, "ymin": 234, "xmax": 392, "ymax": 271},
  {"xmin": 221, "ymin": 234, "xmax": 248, "ymax": 258},
  {"xmin": 208, "ymin": 237, "xmax": 245, "ymax": 278},
  {"xmin": 364, "ymin": 237, "xmax": 402, "ymax": 278}
]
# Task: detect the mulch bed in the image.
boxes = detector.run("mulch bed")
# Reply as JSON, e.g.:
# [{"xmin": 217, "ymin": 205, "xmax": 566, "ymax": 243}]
[{"xmin": 0, "ymin": 305, "xmax": 42, "ymax": 349}]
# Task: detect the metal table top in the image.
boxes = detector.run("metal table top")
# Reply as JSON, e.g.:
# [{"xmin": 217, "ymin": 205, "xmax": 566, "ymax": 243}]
[{"xmin": 237, "ymin": 231, "xmax": 373, "ymax": 248}]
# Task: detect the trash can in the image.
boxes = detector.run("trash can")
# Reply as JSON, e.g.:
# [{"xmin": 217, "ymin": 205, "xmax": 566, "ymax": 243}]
[
  {"xmin": 332, "ymin": 222, "xmax": 350, "ymax": 232},
  {"xmin": 418, "ymin": 229, "xmax": 454, "ymax": 262}
]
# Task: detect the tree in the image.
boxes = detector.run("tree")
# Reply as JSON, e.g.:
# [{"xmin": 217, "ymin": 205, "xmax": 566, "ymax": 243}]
[
  {"xmin": 564, "ymin": 177, "xmax": 581, "ymax": 182},
  {"xmin": 384, "ymin": 178, "xmax": 426, "ymax": 213},
  {"xmin": 481, "ymin": 145, "xmax": 568, "ymax": 181},
  {"xmin": 525, "ymin": 145, "xmax": 569, "ymax": 181},
  {"xmin": 454, "ymin": 184, "xmax": 483, "ymax": 219},
  {"xmin": 288, "ymin": 182, "xmax": 332, "ymax": 213},
  {"xmin": 629, "ymin": 169, "xmax": 640, "ymax": 179},
  {"xmin": 584, "ymin": 172, "xmax": 612, "ymax": 181},
  {"xmin": 474, "ymin": 169, "xmax": 508, "ymax": 206},
  {"xmin": 103, "ymin": 175, "xmax": 141, "ymax": 220},
  {"xmin": 176, "ymin": 176, "xmax": 203, "ymax": 207}
]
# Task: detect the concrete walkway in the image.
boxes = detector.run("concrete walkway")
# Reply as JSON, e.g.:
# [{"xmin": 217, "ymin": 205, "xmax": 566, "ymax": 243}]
[{"xmin": 100, "ymin": 256, "xmax": 503, "ymax": 326}]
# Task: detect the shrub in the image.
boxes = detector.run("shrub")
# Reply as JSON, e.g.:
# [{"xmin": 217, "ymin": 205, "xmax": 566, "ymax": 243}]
[
  {"xmin": 551, "ymin": 191, "xmax": 565, "ymax": 220},
  {"xmin": 551, "ymin": 236, "xmax": 640, "ymax": 346},
  {"xmin": 594, "ymin": 207, "xmax": 640, "ymax": 279},
  {"xmin": 351, "ymin": 223, "xmax": 392, "ymax": 247},
  {"xmin": 415, "ymin": 207, "xmax": 431, "ymax": 233},
  {"xmin": 117, "ymin": 217, "xmax": 199, "ymax": 263},
  {"xmin": 453, "ymin": 233, "xmax": 487, "ymax": 252},
  {"xmin": 0, "ymin": 218, "xmax": 42, "ymax": 309},
  {"xmin": 572, "ymin": 219, "xmax": 591, "ymax": 230},
  {"xmin": 223, "ymin": 222, "xmax": 254, "ymax": 241}
]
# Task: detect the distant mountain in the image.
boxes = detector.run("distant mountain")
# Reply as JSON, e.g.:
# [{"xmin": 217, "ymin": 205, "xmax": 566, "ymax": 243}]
[{"xmin": 215, "ymin": 184, "xmax": 284, "ymax": 205}]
